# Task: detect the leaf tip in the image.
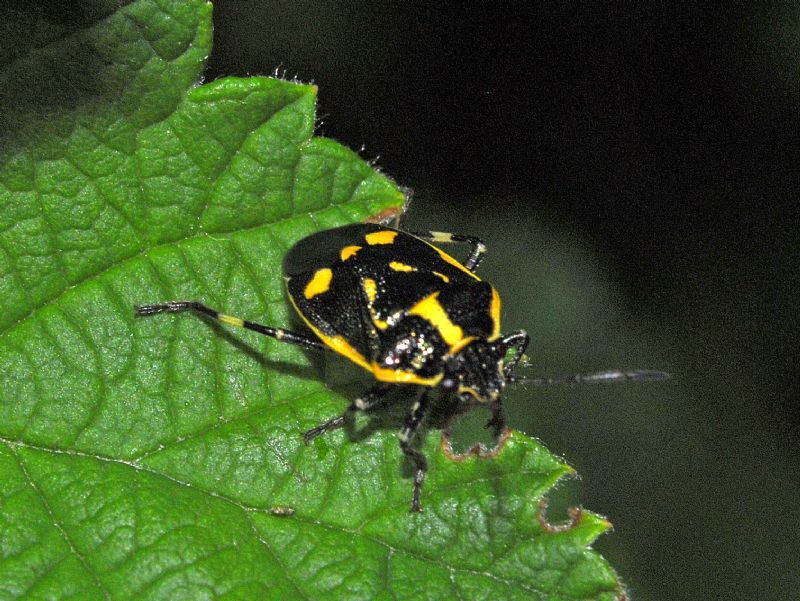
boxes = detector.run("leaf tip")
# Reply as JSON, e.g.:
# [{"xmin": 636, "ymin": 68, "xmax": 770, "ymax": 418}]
[{"xmin": 363, "ymin": 205, "xmax": 405, "ymax": 225}]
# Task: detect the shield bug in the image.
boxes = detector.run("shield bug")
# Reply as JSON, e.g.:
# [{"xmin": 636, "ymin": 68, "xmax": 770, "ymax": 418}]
[{"xmin": 136, "ymin": 223, "xmax": 667, "ymax": 511}]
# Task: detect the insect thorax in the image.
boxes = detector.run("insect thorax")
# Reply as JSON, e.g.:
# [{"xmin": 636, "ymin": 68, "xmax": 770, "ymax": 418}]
[
  {"xmin": 374, "ymin": 315, "xmax": 446, "ymax": 379},
  {"xmin": 373, "ymin": 313, "xmax": 505, "ymax": 401}
]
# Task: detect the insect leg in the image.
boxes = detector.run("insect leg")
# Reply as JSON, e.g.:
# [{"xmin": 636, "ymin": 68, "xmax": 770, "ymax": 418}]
[
  {"xmin": 501, "ymin": 330, "xmax": 529, "ymax": 376},
  {"xmin": 302, "ymin": 383, "xmax": 393, "ymax": 443},
  {"xmin": 398, "ymin": 388, "xmax": 431, "ymax": 512},
  {"xmin": 411, "ymin": 231, "xmax": 487, "ymax": 271},
  {"xmin": 485, "ymin": 400, "xmax": 506, "ymax": 439},
  {"xmin": 134, "ymin": 300, "xmax": 327, "ymax": 352}
]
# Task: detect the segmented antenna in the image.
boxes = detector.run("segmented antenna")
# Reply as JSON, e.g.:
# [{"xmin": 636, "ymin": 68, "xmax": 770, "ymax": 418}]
[{"xmin": 509, "ymin": 369, "xmax": 670, "ymax": 387}]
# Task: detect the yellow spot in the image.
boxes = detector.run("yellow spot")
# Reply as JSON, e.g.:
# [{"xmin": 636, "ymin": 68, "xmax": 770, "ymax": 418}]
[
  {"xmin": 449, "ymin": 335, "xmax": 477, "ymax": 355},
  {"xmin": 372, "ymin": 363, "xmax": 443, "ymax": 386},
  {"xmin": 287, "ymin": 282, "xmax": 372, "ymax": 371},
  {"xmin": 362, "ymin": 278, "xmax": 378, "ymax": 303},
  {"xmin": 430, "ymin": 231, "xmax": 454, "ymax": 243},
  {"xmin": 362, "ymin": 278, "xmax": 388, "ymax": 329},
  {"xmin": 340, "ymin": 245, "xmax": 361, "ymax": 261},
  {"xmin": 304, "ymin": 268, "xmax": 333, "ymax": 299},
  {"xmin": 408, "ymin": 292, "xmax": 464, "ymax": 349},
  {"xmin": 219, "ymin": 314, "xmax": 244, "ymax": 328},
  {"xmin": 324, "ymin": 335, "xmax": 370, "ymax": 369},
  {"xmin": 458, "ymin": 385, "xmax": 488, "ymax": 402},
  {"xmin": 489, "ymin": 286, "xmax": 502, "ymax": 340},
  {"xmin": 389, "ymin": 261, "xmax": 415, "ymax": 272},
  {"xmin": 365, "ymin": 230, "xmax": 398, "ymax": 245},
  {"xmin": 431, "ymin": 245, "xmax": 480, "ymax": 280},
  {"xmin": 432, "ymin": 271, "xmax": 450, "ymax": 283}
]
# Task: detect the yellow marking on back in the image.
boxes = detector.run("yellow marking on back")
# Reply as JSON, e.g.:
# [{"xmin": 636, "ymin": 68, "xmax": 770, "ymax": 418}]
[
  {"xmin": 365, "ymin": 230, "xmax": 398, "ymax": 245},
  {"xmin": 408, "ymin": 292, "xmax": 465, "ymax": 349},
  {"xmin": 324, "ymin": 335, "xmax": 371, "ymax": 369},
  {"xmin": 362, "ymin": 278, "xmax": 388, "ymax": 329},
  {"xmin": 340, "ymin": 245, "xmax": 361, "ymax": 261},
  {"xmin": 389, "ymin": 261, "xmax": 415, "ymax": 272},
  {"xmin": 362, "ymin": 278, "xmax": 378, "ymax": 303},
  {"xmin": 287, "ymin": 288, "xmax": 371, "ymax": 371},
  {"xmin": 430, "ymin": 245, "xmax": 480, "ymax": 280},
  {"xmin": 432, "ymin": 271, "xmax": 450, "ymax": 283},
  {"xmin": 304, "ymin": 268, "xmax": 333, "ymax": 299},
  {"xmin": 458, "ymin": 385, "xmax": 489, "ymax": 402},
  {"xmin": 372, "ymin": 362, "xmax": 443, "ymax": 386},
  {"xmin": 449, "ymin": 335, "xmax": 477, "ymax": 355},
  {"xmin": 218, "ymin": 314, "xmax": 244, "ymax": 328},
  {"xmin": 489, "ymin": 286, "xmax": 502, "ymax": 340}
]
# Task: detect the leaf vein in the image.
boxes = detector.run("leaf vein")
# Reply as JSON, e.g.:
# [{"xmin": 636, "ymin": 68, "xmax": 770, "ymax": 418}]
[
  {"xmin": 287, "ymin": 513, "xmax": 550, "ymax": 599},
  {"xmin": 0, "ymin": 198, "xmax": 379, "ymax": 337},
  {"xmin": 243, "ymin": 513, "xmax": 313, "ymax": 601},
  {"xmin": 7, "ymin": 443, "xmax": 112, "ymax": 600}
]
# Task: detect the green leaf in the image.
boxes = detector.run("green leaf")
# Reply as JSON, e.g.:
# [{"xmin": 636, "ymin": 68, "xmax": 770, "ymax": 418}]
[{"xmin": 0, "ymin": 2, "xmax": 623, "ymax": 599}]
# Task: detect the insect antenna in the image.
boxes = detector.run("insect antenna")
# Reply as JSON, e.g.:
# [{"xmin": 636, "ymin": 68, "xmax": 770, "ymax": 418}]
[{"xmin": 508, "ymin": 369, "xmax": 670, "ymax": 387}]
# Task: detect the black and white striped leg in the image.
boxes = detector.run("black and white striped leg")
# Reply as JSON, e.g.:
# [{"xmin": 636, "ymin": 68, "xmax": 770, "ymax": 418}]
[
  {"xmin": 398, "ymin": 388, "xmax": 431, "ymax": 512},
  {"xmin": 501, "ymin": 330, "xmax": 529, "ymax": 377},
  {"xmin": 134, "ymin": 300, "xmax": 327, "ymax": 353},
  {"xmin": 302, "ymin": 384, "xmax": 393, "ymax": 444},
  {"xmin": 411, "ymin": 231, "xmax": 488, "ymax": 272}
]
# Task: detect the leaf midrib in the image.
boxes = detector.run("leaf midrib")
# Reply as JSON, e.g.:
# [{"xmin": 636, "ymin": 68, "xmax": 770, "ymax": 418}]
[{"xmin": 4, "ymin": 435, "xmax": 566, "ymax": 600}]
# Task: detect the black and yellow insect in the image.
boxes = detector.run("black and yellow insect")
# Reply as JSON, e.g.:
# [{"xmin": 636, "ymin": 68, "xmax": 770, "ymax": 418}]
[{"xmin": 136, "ymin": 222, "xmax": 666, "ymax": 511}]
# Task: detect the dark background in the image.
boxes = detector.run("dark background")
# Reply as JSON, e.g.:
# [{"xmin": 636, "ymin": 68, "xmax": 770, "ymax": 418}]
[{"xmin": 206, "ymin": 3, "xmax": 799, "ymax": 601}]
